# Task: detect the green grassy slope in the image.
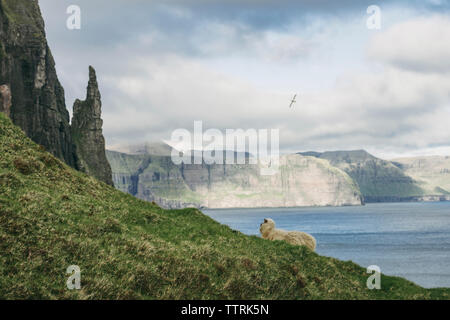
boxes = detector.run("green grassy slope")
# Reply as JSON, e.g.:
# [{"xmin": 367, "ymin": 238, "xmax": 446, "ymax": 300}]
[{"xmin": 1, "ymin": 114, "xmax": 449, "ymax": 299}]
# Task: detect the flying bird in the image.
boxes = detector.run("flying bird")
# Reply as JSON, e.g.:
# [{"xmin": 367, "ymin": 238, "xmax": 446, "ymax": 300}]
[{"xmin": 289, "ymin": 94, "xmax": 297, "ymax": 108}]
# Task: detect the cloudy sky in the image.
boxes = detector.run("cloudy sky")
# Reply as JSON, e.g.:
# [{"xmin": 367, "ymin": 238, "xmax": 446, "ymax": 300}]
[{"xmin": 39, "ymin": 0, "xmax": 450, "ymax": 159}]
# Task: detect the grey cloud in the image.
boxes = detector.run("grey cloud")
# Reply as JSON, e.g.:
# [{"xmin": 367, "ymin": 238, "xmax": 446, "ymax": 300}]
[{"xmin": 41, "ymin": 0, "xmax": 450, "ymax": 54}]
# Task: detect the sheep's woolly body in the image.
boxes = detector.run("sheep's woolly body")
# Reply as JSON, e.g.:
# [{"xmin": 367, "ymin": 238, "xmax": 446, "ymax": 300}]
[{"xmin": 260, "ymin": 218, "xmax": 316, "ymax": 251}]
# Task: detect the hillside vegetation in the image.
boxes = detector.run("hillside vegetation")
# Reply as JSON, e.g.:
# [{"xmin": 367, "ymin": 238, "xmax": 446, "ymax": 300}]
[{"xmin": 1, "ymin": 113, "xmax": 449, "ymax": 299}]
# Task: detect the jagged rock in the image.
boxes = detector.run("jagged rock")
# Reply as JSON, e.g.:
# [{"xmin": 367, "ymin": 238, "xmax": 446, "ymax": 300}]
[
  {"xmin": 0, "ymin": 0, "xmax": 78, "ymax": 168},
  {"xmin": 71, "ymin": 67, "xmax": 114, "ymax": 186}
]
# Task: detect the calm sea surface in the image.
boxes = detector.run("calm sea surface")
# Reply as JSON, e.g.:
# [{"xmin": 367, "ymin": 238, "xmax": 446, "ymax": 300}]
[{"xmin": 204, "ymin": 202, "xmax": 450, "ymax": 288}]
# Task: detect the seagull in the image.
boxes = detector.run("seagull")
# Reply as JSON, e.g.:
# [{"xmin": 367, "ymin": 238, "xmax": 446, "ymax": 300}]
[{"xmin": 289, "ymin": 94, "xmax": 297, "ymax": 108}]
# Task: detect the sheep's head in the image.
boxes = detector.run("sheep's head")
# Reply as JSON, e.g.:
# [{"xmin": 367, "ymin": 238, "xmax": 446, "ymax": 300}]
[{"xmin": 260, "ymin": 218, "xmax": 275, "ymax": 237}]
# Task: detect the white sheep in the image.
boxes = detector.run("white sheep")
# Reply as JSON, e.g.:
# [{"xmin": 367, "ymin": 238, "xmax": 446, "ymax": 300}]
[{"xmin": 260, "ymin": 218, "xmax": 316, "ymax": 251}]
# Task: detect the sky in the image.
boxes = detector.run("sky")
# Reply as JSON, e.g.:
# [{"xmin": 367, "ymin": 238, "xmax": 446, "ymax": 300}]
[{"xmin": 39, "ymin": 0, "xmax": 450, "ymax": 159}]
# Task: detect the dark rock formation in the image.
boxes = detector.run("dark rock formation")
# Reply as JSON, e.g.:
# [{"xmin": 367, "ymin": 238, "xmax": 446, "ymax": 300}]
[
  {"xmin": 0, "ymin": 0, "xmax": 77, "ymax": 167},
  {"xmin": 71, "ymin": 67, "xmax": 113, "ymax": 186},
  {"xmin": 0, "ymin": 0, "xmax": 113, "ymax": 186},
  {"xmin": 0, "ymin": 84, "xmax": 11, "ymax": 117}
]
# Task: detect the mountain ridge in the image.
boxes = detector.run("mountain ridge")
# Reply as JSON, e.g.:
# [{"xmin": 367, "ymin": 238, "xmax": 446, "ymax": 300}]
[
  {"xmin": 298, "ymin": 150, "xmax": 428, "ymax": 202},
  {"xmin": 107, "ymin": 149, "xmax": 363, "ymax": 209},
  {"xmin": 393, "ymin": 156, "xmax": 450, "ymax": 198}
]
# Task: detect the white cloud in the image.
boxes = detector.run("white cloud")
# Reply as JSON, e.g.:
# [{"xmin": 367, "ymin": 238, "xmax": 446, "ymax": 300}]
[
  {"xmin": 368, "ymin": 15, "xmax": 450, "ymax": 72},
  {"xmin": 104, "ymin": 50, "xmax": 450, "ymax": 159},
  {"xmin": 104, "ymin": 14, "xmax": 450, "ymax": 159},
  {"xmin": 102, "ymin": 55, "xmax": 287, "ymax": 148}
]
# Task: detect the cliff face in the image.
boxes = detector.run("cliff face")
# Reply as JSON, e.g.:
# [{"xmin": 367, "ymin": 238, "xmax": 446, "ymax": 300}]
[
  {"xmin": 107, "ymin": 150, "xmax": 363, "ymax": 209},
  {"xmin": 71, "ymin": 67, "xmax": 113, "ymax": 186},
  {"xmin": 393, "ymin": 156, "xmax": 450, "ymax": 196},
  {"xmin": 0, "ymin": 84, "xmax": 11, "ymax": 116},
  {"xmin": 299, "ymin": 150, "xmax": 425, "ymax": 202},
  {"xmin": 0, "ymin": 0, "xmax": 77, "ymax": 167}
]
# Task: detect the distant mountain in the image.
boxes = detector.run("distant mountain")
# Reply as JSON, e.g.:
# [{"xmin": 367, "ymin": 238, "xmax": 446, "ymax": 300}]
[
  {"xmin": 106, "ymin": 150, "xmax": 363, "ymax": 209},
  {"xmin": 108, "ymin": 144, "xmax": 450, "ymax": 207},
  {"xmin": 114, "ymin": 142, "xmax": 254, "ymax": 161},
  {"xmin": 112, "ymin": 142, "xmax": 174, "ymax": 156},
  {"xmin": 393, "ymin": 156, "xmax": 450, "ymax": 198},
  {"xmin": 299, "ymin": 150, "xmax": 425, "ymax": 202}
]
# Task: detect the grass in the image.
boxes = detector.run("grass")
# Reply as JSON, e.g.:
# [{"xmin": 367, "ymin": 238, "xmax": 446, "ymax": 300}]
[{"xmin": 0, "ymin": 113, "xmax": 449, "ymax": 299}]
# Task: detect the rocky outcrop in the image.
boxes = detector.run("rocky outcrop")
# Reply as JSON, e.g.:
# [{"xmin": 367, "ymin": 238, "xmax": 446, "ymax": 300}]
[
  {"xmin": 107, "ymin": 150, "xmax": 363, "ymax": 209},
  {"xmin": 0, "ymin": 84, "xmax": 11, "ymax": 117},
  {"xmin": 0, "ymin": 0, "xmax": 77, "ymax": 167},
  {"xmin": 71, "ymin": 67, "xmax": 113, "ymax": 186}
]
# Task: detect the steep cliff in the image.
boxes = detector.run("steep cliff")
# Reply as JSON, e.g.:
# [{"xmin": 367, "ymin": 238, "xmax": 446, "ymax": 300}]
[
  {"xmin": 0, "ymin": 84, "xmax": 11, "ymax": 116},
  {"xmin": 0, "ymin": 0, "xmax": 77, "ymax": 167},
  {"xmin": 71, "ymin": 67, "xmax": 113, "ymax": 186},
  {"xmin": 299, "ymin": 150, "xmax": 425, "ymax": 202},
  {"xmin": 107, "ymin": 150, "xmax": 363, "ymax": 209},
  {"xmin": 0, "ymin": 0, "xmax": 113, "ymax": 185},
  {"xmin": 393, "ymin": 156, "xmax": 450, "ymax": 198}
]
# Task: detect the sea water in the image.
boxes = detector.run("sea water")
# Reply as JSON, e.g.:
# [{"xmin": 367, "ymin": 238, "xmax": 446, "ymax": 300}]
[{"xmin": 204, "ymin": 202, "xmax": 450, "ymax": 288}]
